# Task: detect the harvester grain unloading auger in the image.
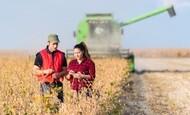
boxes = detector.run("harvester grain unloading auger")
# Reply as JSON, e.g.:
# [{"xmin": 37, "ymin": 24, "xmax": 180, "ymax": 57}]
[{"xmin": 66, "ymin": 5, "xmax": 176, "ymax": 72}]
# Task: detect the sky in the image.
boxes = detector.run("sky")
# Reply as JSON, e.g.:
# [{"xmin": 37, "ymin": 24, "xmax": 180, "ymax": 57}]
[{"xmin": 0, "ymin": 0, "xmax": 190, "ymax": 52}]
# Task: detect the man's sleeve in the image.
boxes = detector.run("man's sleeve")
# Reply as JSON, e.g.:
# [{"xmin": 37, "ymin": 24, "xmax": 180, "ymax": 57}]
[
  {"xmin": 34, "ymin": 53, "xmax": 43, "ymax": 68},
  {"xmin": 62, "ymin": 53, "xmax": 67, "ymax": 67}
]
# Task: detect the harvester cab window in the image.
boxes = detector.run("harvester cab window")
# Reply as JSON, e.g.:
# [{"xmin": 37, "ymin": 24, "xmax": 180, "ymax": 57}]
[{"xmin": 89, "ymin": 20, "xmax": 113, "ymax": 39}]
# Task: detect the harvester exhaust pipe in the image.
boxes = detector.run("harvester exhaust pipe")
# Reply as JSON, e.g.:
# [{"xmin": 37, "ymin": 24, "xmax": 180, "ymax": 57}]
[{"xmin": 167, "ymin": 6, "xmax": 176, "ymax": 17}]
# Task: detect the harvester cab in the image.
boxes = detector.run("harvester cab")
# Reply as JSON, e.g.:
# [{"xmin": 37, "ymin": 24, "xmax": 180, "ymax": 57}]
[
  {"xmin": 74, "ymin": 13, "xmax": 123, "ymax": 57},
  {"xmin": 66, "ymin": 5, "xmax": 176, "ymax": 72}
]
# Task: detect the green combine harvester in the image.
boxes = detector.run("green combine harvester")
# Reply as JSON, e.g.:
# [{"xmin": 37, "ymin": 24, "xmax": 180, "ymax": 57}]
[{"xmin": 66, "ymin": 5, "xmax": 176, "ymax": 72}]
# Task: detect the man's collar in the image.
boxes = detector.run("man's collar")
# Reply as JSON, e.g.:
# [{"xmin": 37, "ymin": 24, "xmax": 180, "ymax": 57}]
[{"xmin": 46, "ymin": 46, "xmax": 56, "ymax": 54}]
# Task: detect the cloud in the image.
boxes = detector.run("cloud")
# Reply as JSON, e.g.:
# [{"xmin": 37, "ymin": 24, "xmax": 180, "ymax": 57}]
[{"xmin": 158, "ymin": 0, "xmax": 190, "ymax": 9}]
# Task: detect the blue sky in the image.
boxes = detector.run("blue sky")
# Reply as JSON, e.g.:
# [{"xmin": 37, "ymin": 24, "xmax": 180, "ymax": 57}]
[{"xmin": 0, "ymin": 0, "xmax": 190, "ymax": 52}]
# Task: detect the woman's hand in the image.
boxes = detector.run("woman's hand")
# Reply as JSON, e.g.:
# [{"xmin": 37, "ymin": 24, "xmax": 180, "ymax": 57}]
[
  {"xmin": 68, "ymin": 70, "xmax": 75, "ymax": 75},
  {"xmin": 73, "ymin": 72, "xmax": 83, "ymax": 79},
  {"xmin": 66, "ymin": 70, "xmax": 75, "ymax": 80}
]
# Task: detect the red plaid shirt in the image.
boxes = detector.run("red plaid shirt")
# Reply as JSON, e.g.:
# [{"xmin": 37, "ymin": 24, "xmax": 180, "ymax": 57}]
[{"xmin": 67, "ymin": 58, "xmax": 95, "ymax": 92}]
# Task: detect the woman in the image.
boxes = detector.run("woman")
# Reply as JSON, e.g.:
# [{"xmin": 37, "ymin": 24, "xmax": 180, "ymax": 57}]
[{"xmin": 66, "ymin": 42, "xmax": 95, "ymax": 98}]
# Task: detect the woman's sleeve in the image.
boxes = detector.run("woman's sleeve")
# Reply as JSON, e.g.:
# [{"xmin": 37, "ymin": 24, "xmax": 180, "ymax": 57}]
[
  {"xmin": 89, "ymin": 61, "xmax": 96, "ymax": 80},
  {"xmin": 65, "ymin": 61, "xmax": 74, "ymax": 80}
]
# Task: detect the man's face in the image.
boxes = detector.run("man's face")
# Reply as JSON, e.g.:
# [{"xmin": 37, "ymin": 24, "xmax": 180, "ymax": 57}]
[{"xmin": 48, "ymin": 42, "xmax": 58, "ymax": 52}]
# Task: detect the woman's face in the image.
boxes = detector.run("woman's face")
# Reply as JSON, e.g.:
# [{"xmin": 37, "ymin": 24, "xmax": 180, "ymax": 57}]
[{"xmin": 74, "ymin": 48, "xmax": 83, "ymax": 60}]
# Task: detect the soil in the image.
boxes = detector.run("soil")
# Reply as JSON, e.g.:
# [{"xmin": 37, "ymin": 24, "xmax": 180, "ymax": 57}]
[{"xmin": 122, "ymin": 58, "xmax": 190, "ymax": 115}]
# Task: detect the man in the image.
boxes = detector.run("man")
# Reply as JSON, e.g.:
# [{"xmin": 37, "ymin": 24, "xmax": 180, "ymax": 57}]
[{"xmin": 33, "ymin": 34, "xmax": 67, "ymax": 103}]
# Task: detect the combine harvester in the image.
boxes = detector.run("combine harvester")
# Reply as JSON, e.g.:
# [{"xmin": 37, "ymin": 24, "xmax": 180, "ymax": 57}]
[{"xmin": 66, "ymin": 5, "xmax": 176, "ymax": 72}]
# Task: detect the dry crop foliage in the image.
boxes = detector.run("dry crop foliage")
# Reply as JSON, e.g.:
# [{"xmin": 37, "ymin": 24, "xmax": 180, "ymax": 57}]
[{"xmin": 0, "ymin": 55, "xmax": 130, "ymax": 115}]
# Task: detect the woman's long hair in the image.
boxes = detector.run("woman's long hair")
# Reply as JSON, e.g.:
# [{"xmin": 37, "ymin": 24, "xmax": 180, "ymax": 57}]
[{"xmin": 74, "ymin": 42, "xmax": 91, "ymax": 59}]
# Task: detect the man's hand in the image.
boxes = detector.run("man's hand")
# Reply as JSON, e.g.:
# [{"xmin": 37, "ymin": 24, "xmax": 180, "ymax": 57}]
[
  {"xmin": 33, "ymin": 66, "xmax": 54, "ymax": 76},
  {"xmin": 43, "ymin": 69, "xmax": 54, "ymax": 75},
  {"xmin": 52, "ymin": 73, "xmax": 59, "ymax": 79}
]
